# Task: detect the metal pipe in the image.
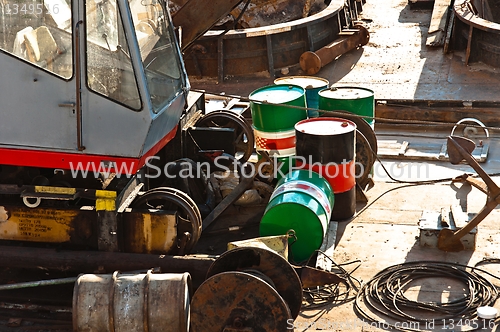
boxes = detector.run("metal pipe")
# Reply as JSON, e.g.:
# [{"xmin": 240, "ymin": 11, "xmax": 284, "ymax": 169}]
[
  {"xmin": 0, "ymin": 301, "xmax": 72, "ymax": 313},
  {"xmin": 299, "ymin": 25, "xmax": 370, "ymax": 75},
  {"xmin": 0, "ymin": 245, "xmax": 215, "ymax": 288},
  {"xmin": 0, "ymin": 277, "xmax": 78, "ymax": 291}
]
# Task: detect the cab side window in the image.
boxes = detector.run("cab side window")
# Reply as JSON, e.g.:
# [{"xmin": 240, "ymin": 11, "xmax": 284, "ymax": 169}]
[
  {"xmin": 0, "ymin": 0, "xmax": 73, "ymax": 78},
  {"xmin": 85, "ymin": 0, "xmax": 142, "ymax": 110}
]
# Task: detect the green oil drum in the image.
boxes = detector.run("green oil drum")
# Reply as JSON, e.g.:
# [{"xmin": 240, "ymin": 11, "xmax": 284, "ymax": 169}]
[
  {"xmin": 260, "ymin": 170, "xmax": 334, "ymax": 262},
  {"xmin": 274, "ymin": 155, "xmax": 296, "ymax": 181},
  {"xmin": 250, "ymin": 85, "xmax": 307, "ymax": 132},
  {"xmin": 274, "ymin": 76, "xmax": 329, "ymax": 118},
  {"xmin": 318, "ymin": 87, "xmax": 375, "ymax": 126}
]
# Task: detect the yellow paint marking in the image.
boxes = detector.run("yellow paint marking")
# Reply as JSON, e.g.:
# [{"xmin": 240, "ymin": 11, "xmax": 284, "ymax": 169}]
[
  {"xmin": 95, "ymin": 190, "xmax": 117, "ymax": 198},
  {"xmin": 95, "ymin": 190, "xmax": 117, "ymax": 211},
  {"xmin": 35, "ymin": 186, "xmax": 76, "ymax": 195}
]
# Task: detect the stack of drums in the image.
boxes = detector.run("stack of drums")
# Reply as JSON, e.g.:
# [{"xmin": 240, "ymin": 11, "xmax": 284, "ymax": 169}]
[
  {"xmin": 295, "ymin": 118, "xmax": 356, "ymax": 221},
  {"xmin": 73, "ymin": 271, "xmax": 191, "ymax": 332},
  {"xmin": 318, "ymin": 87, "xmax": 375, "ymax": 127},
  {"xmin": 260, "ymin": 170, "xmax": 334, "ymax": 262},
  {"xmin": 274, "ymin": 76, "xmax": 329, "ymax": 118},
  {"xmin": 249, "ymin": 85, "xmax": 307, "ymax": 178}
]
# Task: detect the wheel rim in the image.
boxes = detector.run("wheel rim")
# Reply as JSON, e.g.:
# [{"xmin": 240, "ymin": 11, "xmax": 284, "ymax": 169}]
[
  {"xmin": 131, "ymin": 187, "xmax": 202, "ymax": 253},
  {"xmin": 195, "ymin": 111, "xmax": 254, "ymax": 163}
]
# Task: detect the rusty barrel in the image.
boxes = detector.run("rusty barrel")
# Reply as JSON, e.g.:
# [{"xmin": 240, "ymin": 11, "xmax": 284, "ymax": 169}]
[
  {"xmin": 295, "ymin": 117, "xmax": 356, "ymax": 220},
  {"xmin": 73, "ymin": 271, "xmax": 191, "ymax": 332}
]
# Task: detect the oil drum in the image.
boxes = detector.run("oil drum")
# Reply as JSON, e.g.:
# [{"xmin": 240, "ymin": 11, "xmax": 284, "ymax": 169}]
[
  {"xmin": 253, "ymin": 127, "xmax": 296, "ymax": 157},
  {"xmin": 274, "ymin": 76, "xmax": 329, "ymax": 118},
  {"xmin": 295, "ymin": 117, "xmax": 356, "ymax": 221},
  {"xmin": 260, "ymin": 169, "xmax": 334, "ymax": 262},
  {"xmin": 318, "ymin": 87, "xmax": 375, "ymax": 126},
  {"xmin": 73, "ymin": 271, "xmax": 191, "ymax": 332},
  {"xmin": 250, "ymin": 85, "xmax": 306, "ymax": 158}
]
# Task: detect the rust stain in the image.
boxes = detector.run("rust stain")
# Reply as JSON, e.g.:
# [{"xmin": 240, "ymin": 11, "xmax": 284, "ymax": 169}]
[{"xmin": 0, "ymin": 207, "xmax": 8, "ymax": 222}]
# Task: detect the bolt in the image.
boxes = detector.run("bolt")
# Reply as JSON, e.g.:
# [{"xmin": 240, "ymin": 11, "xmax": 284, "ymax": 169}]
[{"xmin": 233, "ymin": 317, "xmax": 244, "ymax": 328}]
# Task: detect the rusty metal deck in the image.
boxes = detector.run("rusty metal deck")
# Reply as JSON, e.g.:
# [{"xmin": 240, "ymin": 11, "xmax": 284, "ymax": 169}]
[
  {"xmin": 322, "ymin": 0, "xmax": 500, "ymax": 102},
  {"xmin": 192, "ymin": 0, "xmax": 500, "ymax": 104}
]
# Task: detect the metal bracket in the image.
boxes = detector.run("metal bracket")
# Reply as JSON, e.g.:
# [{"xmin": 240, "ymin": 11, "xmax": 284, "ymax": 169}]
[
  {"xmin": 419, "ymin": 206, "xmax": 477, "ymax": 250},
  {"xmin": 116, "ymin": 173, "xmax": 145, "ymax": 213},
  {"xmin": 436, "ymin": 136, "xmax": 500, "ymax": 251}
]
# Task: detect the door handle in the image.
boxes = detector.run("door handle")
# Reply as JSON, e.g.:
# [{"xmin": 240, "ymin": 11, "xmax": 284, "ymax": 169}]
[{"xmin": 58, "ymin": 102, "xmax": 76, "ymax": 108}]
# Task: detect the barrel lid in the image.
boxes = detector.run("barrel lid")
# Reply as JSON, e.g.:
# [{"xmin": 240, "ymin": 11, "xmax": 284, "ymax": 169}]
[
  {"xmin": 477, "ymin": 306, "xmax": 498, "ymax": 319},
  {"xmin": 295, "ymin": 117, "xmax": 356, "ymax": 135},
  {"xmin": 250, "ymin": 85, "xmax": 304, "ymax": 103},
  {"xmin": 319, "ymin": 87, "xmax": 373, "ymax": 99},
  {"xmin": 274, "ymin": 76, "xmax": 329, "ymax": 89}
]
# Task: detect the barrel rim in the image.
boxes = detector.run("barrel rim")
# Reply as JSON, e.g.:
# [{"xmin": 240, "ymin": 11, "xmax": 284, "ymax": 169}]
[
  {"xmin": 318, "ymin": 86, "xmax": 375, "ymax": 99},
  {"xmin": 274, "ymin": 76, "xmax": 330, "ymax": 89},
  {"xmin": 249, "ymin": 84, "xmax": 306, "ymax": 104},
  {"xmin": 295, "ymin": 117, "xmax": 357, "ymax": 135}
]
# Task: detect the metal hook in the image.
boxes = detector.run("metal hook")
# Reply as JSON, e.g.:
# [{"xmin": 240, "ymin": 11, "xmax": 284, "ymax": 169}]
[{"xmin": 451, "ymin": 117, "xmax": 489, "ymax": 139}]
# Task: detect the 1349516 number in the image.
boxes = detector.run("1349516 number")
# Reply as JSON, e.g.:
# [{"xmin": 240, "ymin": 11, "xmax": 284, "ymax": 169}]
[
  {"xmin": 441, "ymin": 318, "xmax": 496, "ymax": 330},
  {"xmin": 5, "ymin": 3, "xmax": 60, "ymax": 16}
]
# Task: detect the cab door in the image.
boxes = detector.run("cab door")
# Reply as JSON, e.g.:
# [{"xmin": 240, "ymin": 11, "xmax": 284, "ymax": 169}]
[
  {"xmin": 0, "ymin": 0, "xmax": 78, "ymax": 150},
  {"xmin": 76, "ymin": 0, "xmax": 149, "ymax": 160}
]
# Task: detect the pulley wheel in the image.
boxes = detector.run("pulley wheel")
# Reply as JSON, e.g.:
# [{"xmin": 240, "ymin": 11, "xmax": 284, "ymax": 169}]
[
  {"xmin": 206, "ymin": 247, "xmax": 302, "ymax": 319},
  {"xmin": 195, "ymin": 111, "xmax": 255, "ymax": 162},
  {"xmin": 131, "ymin": 187, "xmax": 202, "ymax": 253},
  {"xmin": 320, "ymin": 110, "xmax": 377, "ymax": 154},
  {"xmin": 190, "ymin": 271, "xmax": 293, "ymax": 332},
  {"xmin": 355, "ymin": 129, "xmax": 375, "ymax": 186}
]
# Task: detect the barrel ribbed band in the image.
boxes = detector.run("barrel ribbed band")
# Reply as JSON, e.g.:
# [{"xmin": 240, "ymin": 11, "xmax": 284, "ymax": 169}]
[
  {"xmin": 270, "ymin": 180, "xmax": 332, "ymax": 216},
  {"xmin": 296, "ymin": 160, "xmax": 355, "ymax": 194}
]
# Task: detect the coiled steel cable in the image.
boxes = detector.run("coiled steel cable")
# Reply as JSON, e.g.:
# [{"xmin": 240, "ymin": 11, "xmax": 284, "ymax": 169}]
[
  {"xmin": 302, "ymin": 252, "xmax": 362, "ymax": 310},
  {"xmin": 354, "ymin": 261, "xmax": 500, "ymax": 331}
]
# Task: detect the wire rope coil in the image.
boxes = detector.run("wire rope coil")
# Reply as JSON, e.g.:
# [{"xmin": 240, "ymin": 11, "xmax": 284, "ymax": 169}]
[{"xmin": 354, "ymin": 261, "xmax": 499, "ymax": 332}]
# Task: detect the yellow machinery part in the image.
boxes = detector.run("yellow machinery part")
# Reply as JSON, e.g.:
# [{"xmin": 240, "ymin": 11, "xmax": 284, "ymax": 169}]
[
  {"xmin": 123, "ymin": 211, "xmax": 178, "ymax": 254},
  {"xmin": 34, "ymin": 186, "xmax": 77, "ymax": 195},
  {"xmin": 0, "ymin": 206, "xmax": 78, "ymax": 242},
  {"xmin": 96, "ymin": 190, "xmax": 117, "ymax": 211}
]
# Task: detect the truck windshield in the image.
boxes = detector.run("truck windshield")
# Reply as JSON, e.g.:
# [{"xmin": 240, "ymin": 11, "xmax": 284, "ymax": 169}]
[
  {"xmin": 85, "ymin": 0, "xmax": 183, "ymax": 112},
  {"xmin": 129, "ymin": 0, "xmax": 183, "ymax": 114}
]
